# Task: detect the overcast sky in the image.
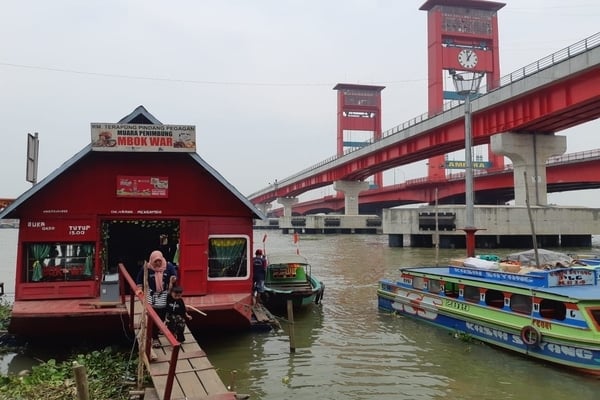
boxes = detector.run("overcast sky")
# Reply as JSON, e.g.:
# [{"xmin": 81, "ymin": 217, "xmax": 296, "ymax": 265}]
[{"xmin": 1, "ymin": 1, "xmax": 600, "ymax": 207}]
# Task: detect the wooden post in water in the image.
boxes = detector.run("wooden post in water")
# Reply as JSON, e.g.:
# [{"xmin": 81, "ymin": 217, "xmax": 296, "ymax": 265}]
[
  {"xmin": 72, "ymin": 362, "xmax": 90, "ymax": 400},
  {"xmin": 286, "ymin": 299, "xmax": 296, "ymax": 353}
]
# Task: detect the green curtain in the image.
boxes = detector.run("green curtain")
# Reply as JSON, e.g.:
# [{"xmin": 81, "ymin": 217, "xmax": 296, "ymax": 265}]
[
  {"xmin": 82, "ymin": 244, "xmax": 94, "ymax": 276},
  {"xmin": 209, "ymin": 238, "xmax": 246, "ymax": 276},
  {"xmin": 172, "ymin": 244, "xmax": 180, "ymax": 265},
  {"xmin": 31, "ymin": 244, "xmax": 51, "ymax": 282}
]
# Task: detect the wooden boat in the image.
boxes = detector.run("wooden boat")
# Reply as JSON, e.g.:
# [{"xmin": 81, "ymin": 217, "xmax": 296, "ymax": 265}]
[
  {"xmin": 260, "ymin": 253, "xmax": 324, "ymax": 310},
  {"xmin": 378, "ymin": 260, "xmax": 600, "ymax": 375}
]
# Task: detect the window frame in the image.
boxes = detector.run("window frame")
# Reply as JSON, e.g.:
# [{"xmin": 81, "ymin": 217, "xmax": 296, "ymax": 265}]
[
  {"xmin": 23, "ymin": 241, "xmax": 96, "ymax": 283},
  {"xmin": 206, "ymin": 234, "xmax": 250, "ymax": 281}
]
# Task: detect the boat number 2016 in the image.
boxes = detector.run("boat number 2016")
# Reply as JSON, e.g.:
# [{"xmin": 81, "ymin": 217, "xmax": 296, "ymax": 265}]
[{"xmin": 445, "ymin": 300, "xmax": 469, "ymax": 311}]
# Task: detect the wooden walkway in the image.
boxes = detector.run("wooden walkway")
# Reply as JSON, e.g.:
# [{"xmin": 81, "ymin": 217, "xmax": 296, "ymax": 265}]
[{"xmin": 130, "ymin": 299, "xmax": 242, "ymax": 400}]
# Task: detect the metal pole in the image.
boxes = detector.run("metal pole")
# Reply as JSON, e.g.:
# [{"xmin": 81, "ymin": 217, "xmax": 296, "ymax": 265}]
[{"xmin": 464, "ymin": 93, "xmax": 474, "ymax": 229}]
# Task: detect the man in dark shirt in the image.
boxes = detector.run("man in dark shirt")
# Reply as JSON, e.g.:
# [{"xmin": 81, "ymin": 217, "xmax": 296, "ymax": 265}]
[{"xmin": 253, "ymin": 249, "xmax": 267, "ymax": 295}]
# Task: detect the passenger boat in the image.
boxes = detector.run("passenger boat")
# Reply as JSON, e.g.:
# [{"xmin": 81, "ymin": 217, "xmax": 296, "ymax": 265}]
[
  {"xmin": 377, "ymin": 260, "xmax": 600, "ymax": 375},
  {"xmin": 260, "ymin": 253, "xmax": 324, "ymax": 311}
]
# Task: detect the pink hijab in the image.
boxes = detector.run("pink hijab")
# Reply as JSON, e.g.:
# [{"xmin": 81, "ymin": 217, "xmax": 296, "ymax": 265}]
[{"xmin": 148, "ymin": 250, "xmax": 167, "ymax": 291}]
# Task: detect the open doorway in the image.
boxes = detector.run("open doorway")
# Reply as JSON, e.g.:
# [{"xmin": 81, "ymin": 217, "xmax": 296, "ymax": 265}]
[{"xmin": 100, "ymin": 219, "xmax": 179, "ymax": 281}]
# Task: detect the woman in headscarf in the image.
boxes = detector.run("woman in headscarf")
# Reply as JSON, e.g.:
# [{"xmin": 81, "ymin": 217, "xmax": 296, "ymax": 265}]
[{"xmin": 135, "ymin": 250, "xmax": 178, "ymax": 346}]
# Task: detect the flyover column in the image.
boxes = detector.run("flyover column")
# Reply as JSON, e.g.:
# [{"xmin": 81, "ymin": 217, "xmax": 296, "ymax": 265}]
[
  {"xmin": 255, "ymin": 203, "xmax": 271, "ymax": 216},
  {"xmin": 490, "ymin": 133, "xmax": 566, "ymax": 206},
  {"xmin": 333, "ymin": 180, "xmax": 369, "ymax": 215},
  {"xmin": 277, "ymin": 197, "xmax": 298, "ymax": 217}
]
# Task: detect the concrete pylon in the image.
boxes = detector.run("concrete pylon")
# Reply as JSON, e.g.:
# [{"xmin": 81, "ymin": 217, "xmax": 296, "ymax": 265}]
[
  {"xmin": 255, "ymin": 202, "xmax": 271, "ymax": 216},
  {"xmin": 333, "ymin": 180, "xmax": 370, "ymax": 215},
  {"xmin": 490, "ymin": 133, "xmax": 566, "ymax": 206},
  {"xmin": 277, "ymin": 197, "xmax": 298, "ymax": 217}
]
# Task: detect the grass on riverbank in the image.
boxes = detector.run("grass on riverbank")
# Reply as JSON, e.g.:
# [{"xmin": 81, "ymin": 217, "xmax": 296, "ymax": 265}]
[
  {"xmin": 0, "ymin": 301, "xmax": 144, "ymax": 400},
  {"xmin": 0, "ymin": 348, "xmax": 140, "ymax": 400}
]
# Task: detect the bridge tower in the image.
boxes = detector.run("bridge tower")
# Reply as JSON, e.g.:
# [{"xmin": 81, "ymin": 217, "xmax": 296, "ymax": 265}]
[
  {"xmin": 333, "ymin": 83, "xmax": 385, "ymax": 189},
  {"xmin": 420, "ymin": 0, "xmax": 505, "ymax": 181}
]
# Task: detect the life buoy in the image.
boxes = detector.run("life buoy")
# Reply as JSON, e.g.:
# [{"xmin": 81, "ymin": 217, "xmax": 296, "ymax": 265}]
[{"xmin": 520, "ymin": 325, "xmax": 541, "ymax": 347}]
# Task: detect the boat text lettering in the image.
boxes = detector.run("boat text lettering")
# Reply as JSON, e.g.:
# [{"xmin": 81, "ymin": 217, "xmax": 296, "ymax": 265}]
[
  {"xmin": 444, "ymin": 299, "xmax": 470, "ymax": 311},
  {"xmin": 452, "ymin": 267, "xmax": 535, "ymax": 284},
  {"xmin": 466, "ymin": 322, "xmax": 509, "ymax": 341},
  {"xmin": 533, "ymin": 319, "xmax": 552, "ymax": 330},
  {"xmin": 539, "ymin": 343, "xmax": 593, "ymax": 360},
  {"xmin": 549, "ymin": 269, "xmax": 594, "ymax": 287}
]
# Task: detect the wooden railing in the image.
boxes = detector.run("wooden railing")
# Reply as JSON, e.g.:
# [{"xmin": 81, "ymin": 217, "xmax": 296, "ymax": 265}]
[{"xmin": 118, "ymin": 263, "xmax": 181, "ymax": 400}]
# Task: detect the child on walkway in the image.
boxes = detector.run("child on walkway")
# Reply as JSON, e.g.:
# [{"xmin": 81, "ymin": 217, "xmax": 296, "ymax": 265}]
[{"xmin": 165, "ymin": 285, "xmax": 192, "ymax": 343}]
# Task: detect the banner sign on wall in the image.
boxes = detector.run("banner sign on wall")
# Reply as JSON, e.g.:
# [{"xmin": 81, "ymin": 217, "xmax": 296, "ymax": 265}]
[
  {"xmin": 445, "ymin": 160, "xmax": 492, "ymax": 169},
  {"xmin": 116, "ymin": 176, "xmax": 169, "ymax": 198},
  {"xmin": 91, "ymin": 123, "xmax": 196, "ymax": 152}
]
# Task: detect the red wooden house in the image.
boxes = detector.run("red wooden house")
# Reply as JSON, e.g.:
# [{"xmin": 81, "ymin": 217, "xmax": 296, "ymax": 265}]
[{"xmin": 0, "ymin": 106, "xmax": 265, "ymax": 338}]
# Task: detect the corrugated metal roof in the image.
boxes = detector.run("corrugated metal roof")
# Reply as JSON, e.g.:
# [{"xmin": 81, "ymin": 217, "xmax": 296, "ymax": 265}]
[{"xmin": 0, "ymin": 107, "xmax": 265, "ymax": 221}]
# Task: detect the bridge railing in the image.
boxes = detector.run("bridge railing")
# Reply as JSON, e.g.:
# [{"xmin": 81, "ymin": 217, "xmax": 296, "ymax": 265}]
[
  {"xmin": 497, "ymin": 32, "xmax": 600, "ymax": 88},
  {"xmin": 248, "ymin": 31, "xmax": 600, "ymax": 200}
]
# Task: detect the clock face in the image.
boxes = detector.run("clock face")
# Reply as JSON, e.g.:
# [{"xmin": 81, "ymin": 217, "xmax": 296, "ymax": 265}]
[{"xmin": 457, "ymin": 49, "xmax": 478, "ymax": 69}]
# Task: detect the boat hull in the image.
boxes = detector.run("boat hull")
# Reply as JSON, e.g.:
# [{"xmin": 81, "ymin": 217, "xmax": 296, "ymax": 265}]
[
  {"xmin": 261, "ymin": 276, "xmax": 323, "ymax": 311},
  {"xmin": 260, "ymin": 253, "xmax": 324, "ymax": 312},
  {"xmin": 378, "ymin": 280, "xmax": 600, "ymax": 375}
]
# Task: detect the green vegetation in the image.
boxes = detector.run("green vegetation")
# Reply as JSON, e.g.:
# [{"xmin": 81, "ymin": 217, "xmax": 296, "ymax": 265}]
[
  {"xmin": 0, "ymin": 299, "xmax": 10, "ymax": 332},
  {"xmin": 0, "ymin": 299, "xmax": 143, "ymax": 399},
  {"xmin": 0, "ymin": 348, "xmax": 140, "ymax": 400},
  {"xmin": 451, "ymin": 330, "xmax": 475, "ymax": 343}
]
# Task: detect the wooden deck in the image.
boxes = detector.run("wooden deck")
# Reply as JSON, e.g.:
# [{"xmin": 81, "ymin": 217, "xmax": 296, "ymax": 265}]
[{"xmin": 130, "ymin": 299, "xmax": 242, "ymax": 400}]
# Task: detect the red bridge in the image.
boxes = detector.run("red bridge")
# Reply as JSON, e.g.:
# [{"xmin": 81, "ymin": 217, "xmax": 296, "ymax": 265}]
[
  {"xmin": 248, "ymin": 32, "xmax": 600, "ymax": 215},
  {"xmin": 267, "ymin": 150, "xmax": 600, "ymax": 216}
]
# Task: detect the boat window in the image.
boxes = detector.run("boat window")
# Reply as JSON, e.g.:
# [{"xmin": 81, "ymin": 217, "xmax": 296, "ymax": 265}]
[
  {"xmin": 24, "ymin": 242, "xmax": 96, "ymax": 283},
  {"xmin": 208, "ymin": 236, "xmax": 249, "ymax": 279},
  {"xmin": 463, "ymin": 285, "xmax": 480, "ymax": 303},
  {"xmin": 412, "ymin": 276, "xmax": 426, "ymax": 290},
  {"xmin": 539, "ymin": 299, "xmax": 566, "ymax": 320},
  {"xmin": 485, "ymin": 289, "xmax": 504, "ymax": 309},
  {"xmin": 444, "ymin": 282, "xmax": 459, "ymax": 298},
  {"xmin": 589, "ymin": 309, "xmax": 600, "ymax": 329},
  {"xmin": 429, "ymin": 279, "xmax": 442, "ymax": 294},
  {"xmin": 510, "ymin": 294, "xmax": 532, "ymax": 315}
]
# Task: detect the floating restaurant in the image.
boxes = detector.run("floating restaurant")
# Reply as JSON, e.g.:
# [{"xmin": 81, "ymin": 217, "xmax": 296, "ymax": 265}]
[{"xmin": 0, "ymin": 106, "xmax": 265, "ymax": 338}]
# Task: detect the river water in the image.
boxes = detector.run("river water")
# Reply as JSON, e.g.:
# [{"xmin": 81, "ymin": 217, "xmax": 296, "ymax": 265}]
[{"xmin": 1, "ymin": 229, "xmax": 600, "ymax": 399}]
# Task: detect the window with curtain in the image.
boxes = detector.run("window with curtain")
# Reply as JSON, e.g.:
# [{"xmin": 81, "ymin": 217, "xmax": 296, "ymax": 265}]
[
  {"xmin": 25, "ymin": 242, "xmax": 96, "ymax": 283},
  {"xmin": 208, "ymin": 236, "xmax": 248, "ymax": 279}
]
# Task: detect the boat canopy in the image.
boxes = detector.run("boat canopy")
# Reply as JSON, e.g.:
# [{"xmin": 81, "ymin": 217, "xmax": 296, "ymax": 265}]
[
  {"xmin": 506, "ymin": 249, "xmax": 574, "ymax": 268},
  {"xmin": 266, "ymin": 253, "xmax": 309, "ymax": 266}
]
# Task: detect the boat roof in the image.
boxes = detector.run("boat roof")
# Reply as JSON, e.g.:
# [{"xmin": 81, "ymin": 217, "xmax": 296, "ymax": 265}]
[
  {"xmin": 0, "ymin": 106, "xmax": 266, "ymax": 221},
  {"xmin": 266, "ymin": 253, "xmax": 309, "ymax": 265},
  {"xmin": 398, "ymin": 266, "xmax": 600, "ymax": 300}
]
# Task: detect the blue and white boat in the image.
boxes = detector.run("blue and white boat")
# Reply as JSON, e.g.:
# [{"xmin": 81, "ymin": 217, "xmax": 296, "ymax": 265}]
[{"xmin": 378, "ymin": 259, "xmax": 600, "ymax": 375}]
